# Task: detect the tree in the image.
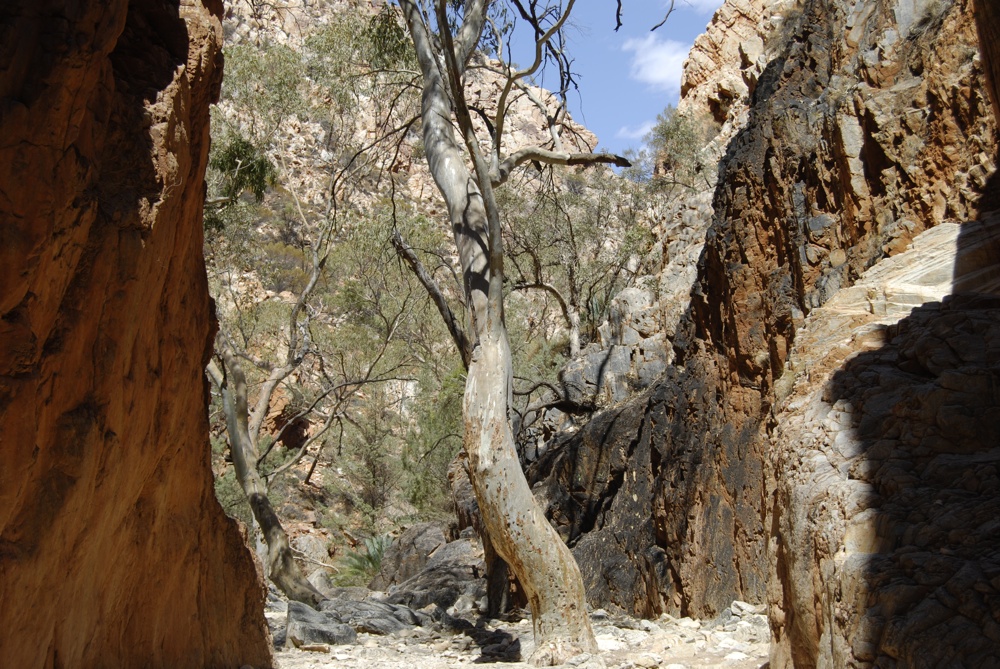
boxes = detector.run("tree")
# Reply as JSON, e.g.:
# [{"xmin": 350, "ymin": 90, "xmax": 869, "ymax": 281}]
[
  {"xmin": 394, "ymin": 0, "xmax": 634, "ymax": 663},
  {"xmin": 203, "ymin": 23, "xmax": 425, "ymax": 604},
  {"xmin": 500, "ymin": 168, "xmax": 652, "ymax": 360}
]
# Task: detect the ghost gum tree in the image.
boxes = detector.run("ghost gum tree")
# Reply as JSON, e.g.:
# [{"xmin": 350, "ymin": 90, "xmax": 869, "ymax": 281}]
[{"xmin": 394, "ymin": 0, "xmax": 638, "ymax": 663}]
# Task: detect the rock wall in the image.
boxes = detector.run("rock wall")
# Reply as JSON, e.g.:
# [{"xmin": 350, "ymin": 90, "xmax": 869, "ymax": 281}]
[
  {"xmin": 975, "ymin": 0, "xmax": 1000, "ymax": 122},
  {"xmin": 767, "ymin": 1, "xmax": 1000, "ymax": 667},
  {"xmin": 768, "ymin": 219, "xmax": 1000, "ymax": 668},
  {"xmin": 0, "ymin": 1, "xmax": 272, "ymax": 666},
  {"xmin": 532, "ymin": 0, "xmax": 996, "ymax": 647}
]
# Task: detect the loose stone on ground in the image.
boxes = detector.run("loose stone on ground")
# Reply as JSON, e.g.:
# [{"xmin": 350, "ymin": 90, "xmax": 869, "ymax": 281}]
[{"xmin": 270, "ymin": 598, "xmax": 769, "ymax": 668}]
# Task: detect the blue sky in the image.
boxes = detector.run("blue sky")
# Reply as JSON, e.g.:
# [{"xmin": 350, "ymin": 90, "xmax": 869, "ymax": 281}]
[{"xmin": 507, "ymin": 0, "xmax": 724, "ymax": 155}]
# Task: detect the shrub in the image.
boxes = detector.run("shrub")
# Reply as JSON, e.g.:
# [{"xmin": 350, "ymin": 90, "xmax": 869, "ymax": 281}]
[{"xmin": 336, "ymin": 534, "xmax": 392, "ymax": 586}]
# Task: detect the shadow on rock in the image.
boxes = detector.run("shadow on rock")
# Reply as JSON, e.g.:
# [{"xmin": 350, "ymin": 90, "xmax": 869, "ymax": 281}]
[{"xmin": 771, "ymin": 210, "xmax": 1000, "ymax": 667}]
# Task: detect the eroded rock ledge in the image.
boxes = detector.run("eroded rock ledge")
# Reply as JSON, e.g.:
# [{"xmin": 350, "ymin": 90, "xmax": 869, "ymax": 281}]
[{"xmin": 0, "ymin": 1, "xmax": 271, "ymax": 666}]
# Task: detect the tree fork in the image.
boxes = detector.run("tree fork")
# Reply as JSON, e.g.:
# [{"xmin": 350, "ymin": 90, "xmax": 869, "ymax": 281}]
[{"xmin": 398, "ymin": 0, "xmax": 597, "ymax": 663}]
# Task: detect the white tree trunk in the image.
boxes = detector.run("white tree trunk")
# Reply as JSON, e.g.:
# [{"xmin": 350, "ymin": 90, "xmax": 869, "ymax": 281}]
[
  {"xmin": 465, "ymin": 329, "xmax": 595, "ymax": 664},
  {"xmin": 568, "ymin": 308, "xmax": 581, "ymax": 359},
  {"xmin": 399, "ymin": 1, "xmax": 596, "ymax": 663}
]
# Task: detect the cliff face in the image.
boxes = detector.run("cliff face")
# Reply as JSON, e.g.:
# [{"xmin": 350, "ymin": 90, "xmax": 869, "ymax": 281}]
[
  {"xmin": 0, "ymin": 1, "xmax": 271, "ymax": 666},
  {"xmin": 765, "ymin": 1, "xmax": 1000, "ymax": 666},
  {"xmin": 533, "ymin": 0, "xmax": 997, "ymax": 659}
]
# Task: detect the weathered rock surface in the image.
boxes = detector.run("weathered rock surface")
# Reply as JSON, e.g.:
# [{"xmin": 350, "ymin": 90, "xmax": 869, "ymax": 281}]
[
  {"xmin": 531, "ymin": 0, "xmax": 996, "ymax": 646},
  {"xmin": 768, "ymin": 218, "xmax": 1000, "ymax": 667},
  {"xmin": 286, "ymin": 601, "xmax": 358, "ymax": 647},
  {"xmin": 681, "ymin": 0, "xmax": 793, "ymax": 127},
  {"xmin": 0, "ymin": 0, "xmax": 271, "ymax": 666},
  {"xmin": 385, "ymin": 538, "xmax": 488, "ymax": 612},
  {"xmin": 370, "ymin": 522, "xmax": 448, "ymax": 590}
]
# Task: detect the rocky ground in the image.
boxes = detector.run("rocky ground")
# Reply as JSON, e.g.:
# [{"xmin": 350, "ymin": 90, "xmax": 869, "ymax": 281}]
[{"xmin": 266, "ymin": 595, "xmax": 769, "ymax": 669}]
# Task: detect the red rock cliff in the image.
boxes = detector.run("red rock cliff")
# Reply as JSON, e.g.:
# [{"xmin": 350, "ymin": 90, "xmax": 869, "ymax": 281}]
[{"xmin": 0, "ymin": 1, "xmax": 272, "ymax": 666}]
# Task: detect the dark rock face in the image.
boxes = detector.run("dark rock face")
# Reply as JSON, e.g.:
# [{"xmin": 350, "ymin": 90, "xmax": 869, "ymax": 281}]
[
  {"xmin": 530, "ymin": 331, "xmax": 766, "ymax": 619},
  {"xmin": 370, "ymin": 522, "xmax": 448, "ymax": 590},
  {"xmin": 531, "ymin": 0, "xmax": 996, "ymax": 645},
  {"xmin": 0, "ymin": 0, "xmax": 271, "ymax": 666},
  {"xmin": 318, "ymin": 597, "xmax": 432, "ymax": 634},
  {"xmin": 385, "ymin": 538, "xmax": 487, "ymax": 611},
  {"xmin": 975, "ymin": 0, "xmax": 1000, "ymax": 122},
  {"xmin": 286, "ymin": 601, "xmax": 357, "ymax": 647}
]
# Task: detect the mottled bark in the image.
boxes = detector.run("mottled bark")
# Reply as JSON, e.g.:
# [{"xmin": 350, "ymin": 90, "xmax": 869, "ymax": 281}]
[
  {"xmin": 398, "ymin": 0, "xmax": 596, "ymax": 663},
  {"xmin": 210, "ymin": 349, "xmax": 324, "ymax": 606}
]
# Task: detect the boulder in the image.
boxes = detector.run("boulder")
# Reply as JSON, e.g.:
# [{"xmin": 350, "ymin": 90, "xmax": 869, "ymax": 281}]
[
  {"xmin": 386, "ymin": 539, "xmax": 487, "ymax": 611},
  {"xmin": 318, "ymin": 597, "xmax": 432, "ymax": 634},
  {"xmin": 285, "ymin": 601, "xmax": 357, "ymax": 648},
  {"xmin": 369, "ymin": 522, "xmax": 448, "ymax": 590}
]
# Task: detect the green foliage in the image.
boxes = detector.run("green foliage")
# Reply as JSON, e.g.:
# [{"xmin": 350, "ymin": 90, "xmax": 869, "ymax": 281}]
[
  {"xmin": 364, "ymin": 5, "xmax": 414, "ymax": 70},
  {"xmin": 335, "ymin": 534, "xmax": 392, "ymax": 586},
  {"xmin": 259, "ymin": 241, "xmax": 309, "ymax": 294},
  {"xmin": 210, "ymin": 134, "xmax": 278, "ymax": 203},
  {"xmin": 221, "ymin": 41, "xmax": 305, "ymax": 143},
  {"xmin": 642, "ymin": 105, "xmax": 717, "ymax": 196},
  {"xmin": 402, "ymin": 365, "xmax": 465, "ymax": 515},
  {"xmin": 214, "ymin": 469, "xmax": 253, "ymax": 529},
  {"xmin": 341, "ymin": 385, "xmax": 402, "ymax": 515},
  {"xmin": 499, "ymin": 166, "xmax": 654, "ymax": 359}
]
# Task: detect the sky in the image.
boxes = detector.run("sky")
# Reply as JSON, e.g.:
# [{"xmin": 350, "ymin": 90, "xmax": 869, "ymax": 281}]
[{"xmin": 506, "ymin": 0, "xmax": 725, "ymax": 155}]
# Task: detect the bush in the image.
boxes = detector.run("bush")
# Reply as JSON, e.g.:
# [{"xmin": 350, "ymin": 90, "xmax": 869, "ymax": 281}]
[
  {"xmin": 260, "ymin": 241, "xmax": 310, "ymax": 294},
  {"xmin": 645, "ymin": 105, "xmax": 713, "ymax": 195},
  {"xmin": 214, "ymin": 469, "xmax": 253, "ymax": 529},
  {"xmin": 336, "ymin": 534, "xmax": 392, "ymax": 586},
  {"xmin": 210, "ymin": 134, "xmax": 278, "ymax": 203}
]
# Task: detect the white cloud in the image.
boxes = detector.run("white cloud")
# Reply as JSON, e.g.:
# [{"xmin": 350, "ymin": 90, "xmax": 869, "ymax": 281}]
[
  {"xmin": 622, "ymin": 34, "xmax": 691, "ymax": 97},
  {"xmin": 615, "ymin": 121, "xmax": 655, "ymax": 141}
]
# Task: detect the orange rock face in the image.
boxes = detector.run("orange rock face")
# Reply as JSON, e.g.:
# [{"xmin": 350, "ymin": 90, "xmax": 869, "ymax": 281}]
[{"xmin": 0, "ymin": 1, "xmax": 272, "ymax": 667}]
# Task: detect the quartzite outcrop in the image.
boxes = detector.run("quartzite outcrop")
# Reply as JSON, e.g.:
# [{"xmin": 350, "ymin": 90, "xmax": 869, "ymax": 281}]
[
  {"xmin": 0, "ymin": 1, "xmax": 271, "ymax": 666},
  {"xmin": 532, "ymin": 0, "xmax": 998, "ymax": 666}
]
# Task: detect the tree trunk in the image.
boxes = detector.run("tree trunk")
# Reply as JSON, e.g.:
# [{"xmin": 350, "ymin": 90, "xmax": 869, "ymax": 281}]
[
  {"xmin": 211, "ymin": 352, "xmax": 324, "ymax": 607},
  {"xmin": 568, "ymin": 308, "xmax": 581, "ymax": 359},
  {"xmin": 465, "ymin": 330, "xmax": 596, "ymax": 664},
  {"xmin": 399, "ymin": 1, "xmax": 596, "ymax": 663}
]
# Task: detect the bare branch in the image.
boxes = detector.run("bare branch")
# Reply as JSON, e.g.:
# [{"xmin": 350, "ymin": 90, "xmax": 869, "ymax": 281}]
[
  {"xmin": 512, "ymin": 280, "xmax": 571, "ymax": 327},
  {"xmin": 492, "ymin": 148, "xmax": 630, "ymax": 186},
  {"xmin": 650, "ymin": 0, "xmax": 677, "ymax": 31},
  {"xmin": 494, "ymin": 0, "xmax": 577, "ymax": 162},
  {"xmin": 391, "ymin": 230, "xmax": 473, "ymax": 369}
]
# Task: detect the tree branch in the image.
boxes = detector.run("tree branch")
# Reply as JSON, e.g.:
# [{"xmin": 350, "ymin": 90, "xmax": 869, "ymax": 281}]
[
  {"xmin": 492, "ymin": 148, "xmax": 630, "ymax": 186},
  {"xmin": 494, "ymin": 0, "xmax": 577, "ymax": 163},
  {"xmin": 391, "ymin": 230, "xmax": 473, "ymax": 369},
  {"xmin": 453, "ymin": 0, "xmax": 490, "ymax": 71}
]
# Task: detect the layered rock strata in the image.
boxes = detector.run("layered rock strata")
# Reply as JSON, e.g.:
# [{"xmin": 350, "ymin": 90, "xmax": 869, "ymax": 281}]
[
  {"xmin": 768, "ymin": 218, "xmax": 1000, "ymax": 667},
  {"xmin": 0, "ymin": 1, "xmax": 271, "ymax": 666},
  {"xmin": 532, "ymin": 0, "xmax": 996, "ymax": 647}
]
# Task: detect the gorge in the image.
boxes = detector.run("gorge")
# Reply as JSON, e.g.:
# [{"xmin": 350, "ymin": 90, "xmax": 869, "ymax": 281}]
[{"xmin": 2, "ymin": 0, "xmax": 999, "ymax": 667}]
